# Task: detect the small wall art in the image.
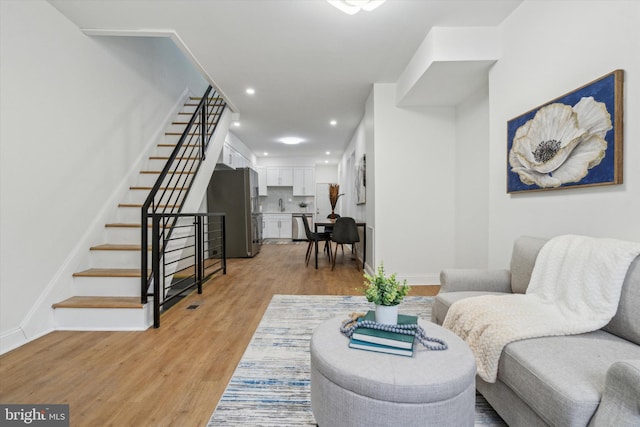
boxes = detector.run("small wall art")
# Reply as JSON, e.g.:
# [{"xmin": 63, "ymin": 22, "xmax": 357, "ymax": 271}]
[
  {"xmin": 507, "ymin": 70, "xmax": 623, "ymax": 193},
  {"xmin": 355, "ymin": 154, "xmax": 366, "ymax": 204}
]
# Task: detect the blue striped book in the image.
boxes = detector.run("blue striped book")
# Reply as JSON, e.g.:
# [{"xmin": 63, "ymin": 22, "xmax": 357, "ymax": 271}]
[
  {"xmin": 350, "ymin": 311, "xmax": 417, "ymax": 350},
  {"xmin": 348, "ymin": 338, "xmax": 414, "ymax": 357}
]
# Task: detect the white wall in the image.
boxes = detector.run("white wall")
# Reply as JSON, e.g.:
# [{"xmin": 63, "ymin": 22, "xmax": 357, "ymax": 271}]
[
  {"xmin": 453, "ymin": 85, "xmax": 490, "ymax": 267},
  {"xmin": 372, "ymin": 84, "xmax": 456, "ymax": 284},
  {"xmin": 315, "ymin": 164, "xmax": 338, "ymax": 183},
  {"xmin": 226, "ymin": 131, "xmax": 257, "ymax": 166},
  {"xmin": 0, "ymin": 0, "xmax": 207, "ymax": 350},
  {"xmin": 487, "ymin": 0, "xmax": 640, "ymax": 267},
  {"xmin": 338, "ymin": 118, "xmax": 367, "ymax": 222}
]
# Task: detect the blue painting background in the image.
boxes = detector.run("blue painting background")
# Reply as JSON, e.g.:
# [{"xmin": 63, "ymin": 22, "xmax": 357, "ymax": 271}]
[{"xmin": 507, "ymin": 73, "xmax": 617, "ymax": 193}]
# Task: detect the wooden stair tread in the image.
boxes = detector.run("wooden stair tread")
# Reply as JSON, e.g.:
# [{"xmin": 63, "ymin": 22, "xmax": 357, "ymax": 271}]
[
  {"xmin": 183, "ymin": 103, "xmax": 224, "ymax": 107},
  {"xmin": 118, "ymin": 203, "xmax": 181, "ymax": 209},
  {"xmin": 105, "ymin": 223, "xmax": 171, "ymax": 229},
  {"xmin": 73, "ymin": 268, "xmax": 143, "ymax": 278},
  {"xmin": 90, "ymin": 244, "xmax": 145, "ymax": 251},
  {"xmin": 129, "ymin": 186, "xmax": 188, "ymax": 191},
  {"xmin": 149, "ymin": 156, "xmax": 200, "ymax": 160},
  {"xmin": 164, "ymin": 132, "xmax": 213, "ymax": 136},
  {"xmin": 189, "ymin": 96, "xmax": 224, "ymax": 101},
  {"xmin": 177, "ymin": 112, "xmax": 221, "ymax": 116},
  {"xmin": 157, "ymin": 143, "xmax": 200, "ymax": 147},
  {"xmin": 53, "ymin": 296, "xmax": 142, "ymax": 309},
  {"xmin": 140, "ymin": 170, "xmax": 195, "ymax": 174}
]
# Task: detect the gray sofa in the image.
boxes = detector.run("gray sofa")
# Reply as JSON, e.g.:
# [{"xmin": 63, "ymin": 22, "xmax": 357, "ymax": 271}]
[{"xmin": 432, "ymin": 236, "xmax": 640, "ymax": 427}]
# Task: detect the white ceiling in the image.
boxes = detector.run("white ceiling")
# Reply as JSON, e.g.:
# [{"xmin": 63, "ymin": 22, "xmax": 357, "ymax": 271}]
[{"xmin": 49, "ymin": 0, "xmax": 522, "ymax": 163}]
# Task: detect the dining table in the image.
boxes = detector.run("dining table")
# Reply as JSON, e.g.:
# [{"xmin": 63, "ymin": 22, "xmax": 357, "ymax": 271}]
[{"xmin": 313, "ymin": 220, "xmax": 366, "ymax": 269}]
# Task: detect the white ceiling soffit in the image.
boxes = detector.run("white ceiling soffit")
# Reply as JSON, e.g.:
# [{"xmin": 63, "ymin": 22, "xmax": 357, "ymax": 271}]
[
  {"xmin": 81, "ymin": 28, "xmax": 238, "ymax": 113},
  {"xmin": 397, "ymin": 27, "xmax": 501, "ymax": 107}
]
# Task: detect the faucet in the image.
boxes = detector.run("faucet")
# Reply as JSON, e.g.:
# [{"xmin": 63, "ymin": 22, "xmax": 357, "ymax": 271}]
[{"xmin": 278, "ymin": 198, "xmax": 284, "ymax": 212}]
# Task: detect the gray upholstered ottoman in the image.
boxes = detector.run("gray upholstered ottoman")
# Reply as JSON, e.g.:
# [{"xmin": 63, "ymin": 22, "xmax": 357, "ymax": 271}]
[{"xmin": 310, "ymin": 316, "xmax": 476, "ymax": 427}]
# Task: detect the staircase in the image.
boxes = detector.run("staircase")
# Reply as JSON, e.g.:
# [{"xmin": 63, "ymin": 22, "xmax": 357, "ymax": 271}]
[{"xmin": 53, "ymin": 91, "xmax": 226, "ymax": 330}]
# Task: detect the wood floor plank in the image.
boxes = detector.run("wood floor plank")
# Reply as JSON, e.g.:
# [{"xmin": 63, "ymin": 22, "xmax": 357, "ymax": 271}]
[{"xmin": 0, "ymin": 243, "xmax": 439, "ymax": 426}]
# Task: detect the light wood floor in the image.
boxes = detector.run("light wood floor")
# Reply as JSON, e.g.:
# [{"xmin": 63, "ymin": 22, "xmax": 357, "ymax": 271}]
[{"xmin": 0, "ymin": 243, "xmax": 439, "ymax": 426}]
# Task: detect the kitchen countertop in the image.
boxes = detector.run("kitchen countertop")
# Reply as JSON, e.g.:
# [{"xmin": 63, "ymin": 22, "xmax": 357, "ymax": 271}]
[{"xmin": 262, "ymin": 211, "xmax": 312, "ymax": 215}]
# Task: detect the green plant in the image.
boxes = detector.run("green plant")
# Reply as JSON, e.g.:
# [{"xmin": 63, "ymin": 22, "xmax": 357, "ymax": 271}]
[{"xmin": 363, "ymin": 262, "xmax": 410, "ymax": 306}]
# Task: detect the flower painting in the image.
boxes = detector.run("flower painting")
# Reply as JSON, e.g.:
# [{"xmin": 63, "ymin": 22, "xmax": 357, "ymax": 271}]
[{"xmin": 507, "ymin": 70, "xmax": 623, "ymax": 193}]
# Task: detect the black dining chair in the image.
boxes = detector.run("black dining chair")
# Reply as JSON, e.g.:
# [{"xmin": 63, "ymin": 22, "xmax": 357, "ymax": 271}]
[
  {"xmin": 330, "ymin": 217, "xmax": 360, "ymax": 271},
  {"xmin": 302, "ymin": 215, "xmax": 332, "ymax": 268}
]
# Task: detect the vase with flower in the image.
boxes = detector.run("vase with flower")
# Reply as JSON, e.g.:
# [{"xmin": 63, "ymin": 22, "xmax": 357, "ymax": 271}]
[{"xmin": 328, "ymin": 183, "xmax": 344, "ymax": 220}]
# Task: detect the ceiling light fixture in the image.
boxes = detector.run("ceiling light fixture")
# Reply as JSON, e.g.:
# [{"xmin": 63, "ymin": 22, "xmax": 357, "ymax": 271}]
[
  {"xmin": 330, "ymin": 120, "xmax": 337, "ymax": 126},
  {"xmin": 327, "ymin": 0, "xmax": 386, "ymax": 15},
  {"xmin": 246, "ymin": 88, "xmax": 255, "ymax": 95},
  {"xmin": 278, "ymin": 137, "xmax": 305, "ymax": 145},
  {"xmin": 233, "ymin": 121, "xmax": 240, "ymax": 127},
  {"xmin": 326, "ymin": 151, "xmax": 331, "ymax": 155},
  {"xmin": 263, "ymin": 152, "xmax": 269, "ymax": 156}
]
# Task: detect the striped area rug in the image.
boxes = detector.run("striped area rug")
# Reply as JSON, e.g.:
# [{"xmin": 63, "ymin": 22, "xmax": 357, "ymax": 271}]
[{"xmin": 207, "ymin": 295, "xmax": 506, "ymax": 426}]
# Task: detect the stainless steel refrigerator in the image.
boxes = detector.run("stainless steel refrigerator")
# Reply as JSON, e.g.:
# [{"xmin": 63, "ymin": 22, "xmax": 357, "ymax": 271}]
[{"xmin": 207, "ymin": 167, "xmax": 262, "ymax": 257}]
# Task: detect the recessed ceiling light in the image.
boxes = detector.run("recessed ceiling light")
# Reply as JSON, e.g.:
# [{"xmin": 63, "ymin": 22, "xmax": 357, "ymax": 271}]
[
  {"xmin": 278, "ymin": 137, "xmax": 305, "ymax": 145},
  {"xmin": 328, "ymin": 0, "xmax": 386, "ymax": 15},
  {"xmin": 233, "ymin": 121, "xmax": 241, "ymax": 127},
  {"xmin": 326, "ymin": 151, "xmax": 331, "ymax": 155},
  {"xmin": 246, "ymin": 88, "xmax": 255, "ymax": 95},
  {"xmin": 263, "ymin": 152, "xmax": 269, "ymax": 156},
  {"xmin": 325, "ymin": 160, "xmax": 329, "ymax": 164},
  {"xmin": 330, "ymin": 120, "xmax": 337, "ymax": 126}
]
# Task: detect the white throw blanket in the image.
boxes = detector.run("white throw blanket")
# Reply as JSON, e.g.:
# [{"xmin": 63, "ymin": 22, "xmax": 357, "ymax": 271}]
[{"xmin": 443, "ymin": 234, "xmax": 640, "ymax": 383}]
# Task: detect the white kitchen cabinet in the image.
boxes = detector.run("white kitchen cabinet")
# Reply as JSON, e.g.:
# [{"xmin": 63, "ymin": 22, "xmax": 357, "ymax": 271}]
[
  {"xmin": 257, "ymin": 167, "xmax": 268, "ymax": 196},
  {"xmin": 218, "ymin": 142, "xmax": 251, "ymax": 169},
  {"xmin": 263, "ymin": 214, "xmax": 292, "ymax": 238},
  {"xmin": 293, "ymin": 167, "xmax": 315, "ymax": 196},
  {"xmin": 266, "ymin": 167, "xmax": 293, "ymax": 186}
]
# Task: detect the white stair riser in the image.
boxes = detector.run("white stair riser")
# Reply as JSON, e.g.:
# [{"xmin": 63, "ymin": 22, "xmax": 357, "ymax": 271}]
[
  {"xmin": 89, "ymin": 250, "xmax": 142, "ymax": 269},
  {"xmin": 122, "ymin": 190, "xmax": 186, "ymax": 207},
  {"xmin": 104, "ymin": 226, "xmax": 193, "ymax": 246},
  {"xmin": 152, "ymin": 145, "xmax": 203, "ymax": 159},
  {"xmin": 154, "ymin": 145, "xmax": 185, "ymax": 157},
  {"xmin": 134, "ymin": 172, "xmax": 195, "ymax": 188},
  {"xmin": 122, "ymin": 190, "xmax": 149, "ymax": 205},
  {"xmin": 116, "ymin": 206, "xmax": 144, "ymax": 223},
  {"xmin": 74, "ymin": 276, "xmax": 140, "ymax": 297},
  {"xmin": 106, "ymin": 227, "xmax": 146, "ymax": 244},
  {"xmin": 167, "ymin": 123, "xmax": 189, "ymax": 132},
  {"xmin": 89, "ymin": 249, "xmax": 182, "ymax": 269},
  {"xmin": 144, "ymin": 157, "xmax": 200, "ymax": 172},
  {"xmin": 54, "ymin": 305, "xmax": 152, "ymax": 330}
]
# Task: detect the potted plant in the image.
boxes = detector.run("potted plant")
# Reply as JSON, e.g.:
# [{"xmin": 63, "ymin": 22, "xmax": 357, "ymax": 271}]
[{"xmin": 363, "ymin": 262, "xmax": 410, "ymax": 324}]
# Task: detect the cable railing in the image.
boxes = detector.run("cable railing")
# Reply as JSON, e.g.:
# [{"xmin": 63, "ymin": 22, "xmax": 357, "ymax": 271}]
[
  {"xmin": 150, "ymin": 212, "xmax": 226, "ymax": 327},
  {"xmin": 141, "ymin": 85, "xmax": 227, "ymax": 324}
]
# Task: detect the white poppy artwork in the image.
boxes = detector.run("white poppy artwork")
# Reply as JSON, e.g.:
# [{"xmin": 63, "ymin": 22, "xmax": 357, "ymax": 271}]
[{"xmin": 507, "ymin": 70, "xmax": 623, "ymax": 193}]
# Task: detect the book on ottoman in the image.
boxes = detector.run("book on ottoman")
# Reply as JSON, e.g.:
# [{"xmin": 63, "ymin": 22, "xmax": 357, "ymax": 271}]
[
  {"xmin": 348, "ymin": 338, "xmax": 414, "ymax": 357},
  {"xmin": 351, "ymin": 311, "xmax": 417, "ymax": 350}
]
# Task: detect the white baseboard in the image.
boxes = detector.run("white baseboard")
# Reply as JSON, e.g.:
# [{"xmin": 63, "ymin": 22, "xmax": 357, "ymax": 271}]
[{"xmin": 403, "ymin": 274, "xmax": 441, "ymax": 286}]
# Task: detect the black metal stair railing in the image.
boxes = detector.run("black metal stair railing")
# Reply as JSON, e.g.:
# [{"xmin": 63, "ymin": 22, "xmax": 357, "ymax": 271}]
[
  {"xmin": 150, "ymin": 212, "xmax": 226, "ymax": 327},
  {"xmin": 141, "ymin": 85, "xmax": 227, "ymax": 325}
]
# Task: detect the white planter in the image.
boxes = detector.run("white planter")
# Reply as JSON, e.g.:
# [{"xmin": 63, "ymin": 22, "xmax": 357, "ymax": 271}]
[{"xmin": 375, "ymin": 304, "xmax": 398, "ymax": 325}]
